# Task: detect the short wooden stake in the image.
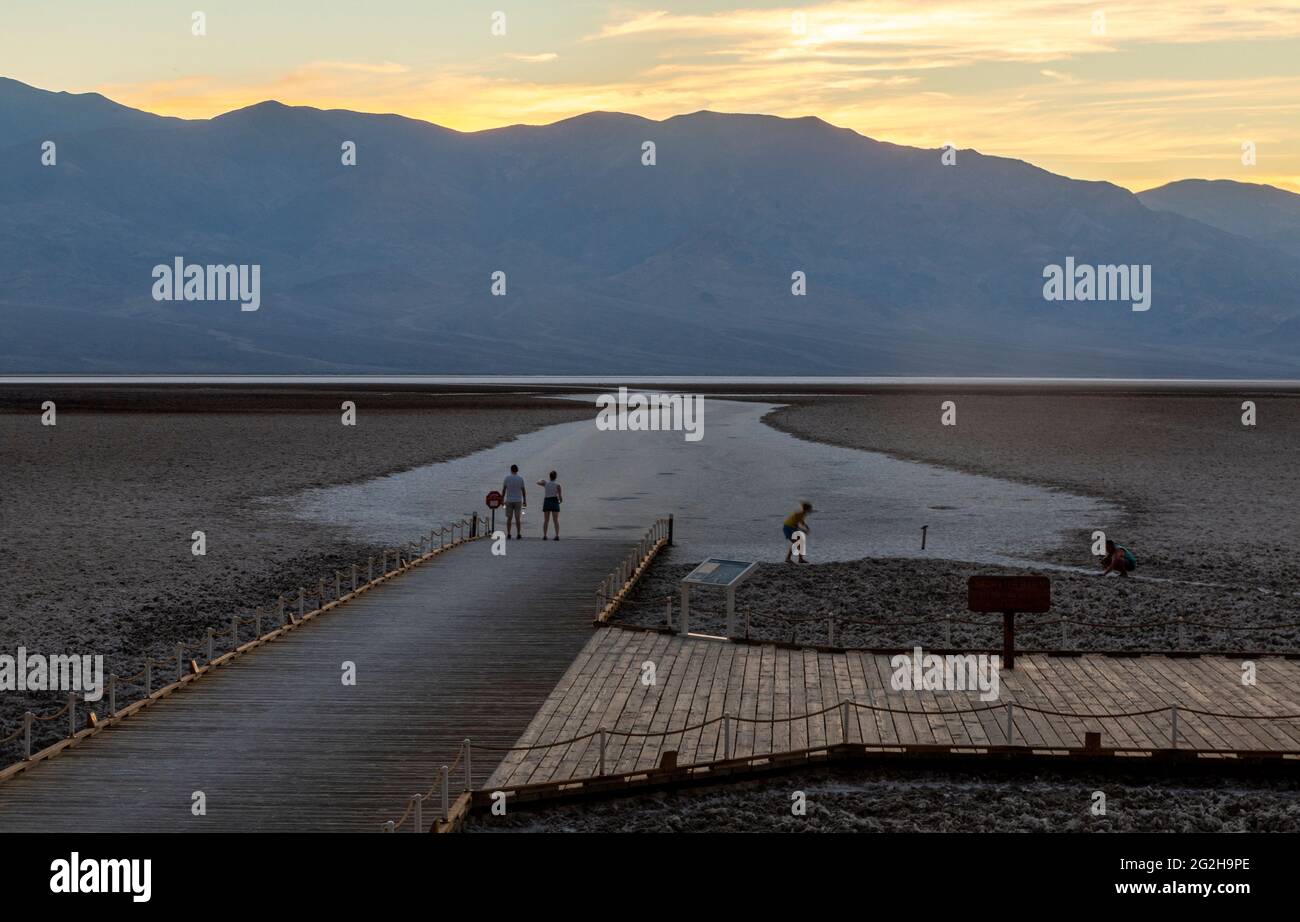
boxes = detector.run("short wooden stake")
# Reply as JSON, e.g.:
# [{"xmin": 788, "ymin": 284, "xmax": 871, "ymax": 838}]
[{"xmin": 1002, "ymin": 610, "xmax": 1016, "ymax": 670}]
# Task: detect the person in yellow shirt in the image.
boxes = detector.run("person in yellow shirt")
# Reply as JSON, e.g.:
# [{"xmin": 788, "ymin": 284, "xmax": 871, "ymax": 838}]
[{"xmin": 782, "ymin": 501, "xmax": 813, "ymax": 563}]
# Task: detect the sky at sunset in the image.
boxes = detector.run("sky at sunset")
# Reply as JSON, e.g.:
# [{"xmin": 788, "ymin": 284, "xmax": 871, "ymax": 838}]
[{"xmin": 4, "ymin": 0, "xmax": 1299, "ymax": 192}]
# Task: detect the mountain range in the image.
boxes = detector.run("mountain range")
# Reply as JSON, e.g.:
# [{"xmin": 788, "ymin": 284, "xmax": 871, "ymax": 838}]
[{"xmin": 2, "ymin": 76, "xmax": 1299, "ymax": 376}]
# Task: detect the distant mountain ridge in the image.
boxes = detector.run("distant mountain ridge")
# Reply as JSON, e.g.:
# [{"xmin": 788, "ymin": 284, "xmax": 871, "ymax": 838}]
[
  {"xmin": 2, "ymin": 76, "xmax": 1298, "ymax": 375},
  {"xmin": 1139, "ymin": 179, "xmax": 1300, "ymax": 259}
]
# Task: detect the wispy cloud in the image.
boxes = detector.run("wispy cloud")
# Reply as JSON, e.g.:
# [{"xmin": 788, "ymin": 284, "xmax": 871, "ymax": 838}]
[{"xmin": 506, "ymin": 52, "xmax": 559, "ymax": 64}]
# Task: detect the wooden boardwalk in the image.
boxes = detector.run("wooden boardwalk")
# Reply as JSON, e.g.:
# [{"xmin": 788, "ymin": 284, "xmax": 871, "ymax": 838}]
[
  {"xmin": 487, "ymin": 630, "xmax": 1300, "ymax": 793},
  {"xmin": 0, "ymin": 537, "xmax": 630, "ymax": 832}
]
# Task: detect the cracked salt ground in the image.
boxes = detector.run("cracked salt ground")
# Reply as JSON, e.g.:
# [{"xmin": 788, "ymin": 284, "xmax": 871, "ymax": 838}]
[
  {"xmin": 279, "ymin": 397, "xmax": 1117, "ymax": 568},
  {"xmin": 614, "ymin": 560, "xmax": 1300, "ymax": 651},
  {"xmin": 465, "ymin": 765, "xmax": 1300, "ymax": 833}
]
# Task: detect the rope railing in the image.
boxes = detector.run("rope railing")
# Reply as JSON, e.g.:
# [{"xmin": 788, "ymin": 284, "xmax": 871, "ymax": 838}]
[
  {"xmin": 594, "ymin": 515, "xmax": 673, "ymax": 621},
  {"xmin": 1, "ymin": 513, "xmax": 491, "ymax": 769},
  {"xmin": 613, "ymin": 593, "xmax": 1300, "ymax": 654},
  {"xmin": 384, "ymin": 695, "xmax": 1300, "ymax": 830},
  {"xmin": 617, "ymin": 594, "xmax": 1300, "ymax": 632},
  {"xmin": 385, "ymin": 740, "xmax": 474, "ymax": 833},
  {"xmin": 380, "ymin": 516, "xmax": 676, "ymax": 831}
]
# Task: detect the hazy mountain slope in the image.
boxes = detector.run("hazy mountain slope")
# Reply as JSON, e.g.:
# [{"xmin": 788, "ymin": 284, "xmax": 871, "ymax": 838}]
[
  {"xmin": 1139, "ymin": 179, "xmax": 1300, "ymax": 259},
  {"xmin": 1, "ymin": 78, "xmax": 1298, "ymax": 375}
]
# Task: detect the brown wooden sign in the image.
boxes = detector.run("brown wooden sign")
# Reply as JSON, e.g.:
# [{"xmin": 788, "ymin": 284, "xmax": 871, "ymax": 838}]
[{"xmin": 967, "ymin": 576, "xmax": 1050, "ymax": 613}]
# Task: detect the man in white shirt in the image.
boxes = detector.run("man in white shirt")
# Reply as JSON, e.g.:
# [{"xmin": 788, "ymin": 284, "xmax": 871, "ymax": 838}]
[{"xmin": 502, "ymin": 464, "xmax": 527, "ymax": 539}]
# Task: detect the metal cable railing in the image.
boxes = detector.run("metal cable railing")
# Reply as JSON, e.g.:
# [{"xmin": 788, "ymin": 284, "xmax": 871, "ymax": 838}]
[{"xmin": 0, "ymin": 514, "xmax": 490, "ymax": 768}]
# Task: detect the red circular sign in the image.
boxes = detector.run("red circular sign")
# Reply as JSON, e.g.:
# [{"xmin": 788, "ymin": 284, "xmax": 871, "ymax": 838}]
[{"xmin": 485, "ymin": 491, "xmax": 503, "ymax": 509}]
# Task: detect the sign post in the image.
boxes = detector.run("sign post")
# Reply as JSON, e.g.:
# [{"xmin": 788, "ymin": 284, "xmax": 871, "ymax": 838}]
[
  {"xmin": 485, "ymin": 491, "xmax": 502, "ymax": 534},
  {"xmin": 967, "ymin": 575, "xmax": 1050, "ymax": 670},
  {"xmin": 680, "ymin": 559, "xmax": 758, "ymax": 639}
]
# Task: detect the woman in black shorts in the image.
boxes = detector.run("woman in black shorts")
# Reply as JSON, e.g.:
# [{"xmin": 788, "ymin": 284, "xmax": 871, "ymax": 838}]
[{"xmin": 537, "ymin": 471, "xmax": 563, "ymax": 540}]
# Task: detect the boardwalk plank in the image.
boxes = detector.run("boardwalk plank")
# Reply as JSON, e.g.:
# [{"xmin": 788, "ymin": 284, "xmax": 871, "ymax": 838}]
[
  {"xmin": 0, "ymin": 538, "xmax": 634, "ymax": 831},
  {"xmin": 490, "ymin": 639, "xmax": 1300, "ymax": 792}
]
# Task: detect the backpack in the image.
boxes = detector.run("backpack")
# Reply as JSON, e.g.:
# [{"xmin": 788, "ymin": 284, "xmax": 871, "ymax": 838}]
[{"xmin": 1118, "ymin": 546, "xmax": 1137, "ymax": 572}]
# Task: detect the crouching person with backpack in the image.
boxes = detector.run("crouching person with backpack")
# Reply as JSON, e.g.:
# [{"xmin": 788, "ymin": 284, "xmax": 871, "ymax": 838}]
[{"xmin": 1101, "ymin": 539, "xmax": 1137, "ymax": 577}]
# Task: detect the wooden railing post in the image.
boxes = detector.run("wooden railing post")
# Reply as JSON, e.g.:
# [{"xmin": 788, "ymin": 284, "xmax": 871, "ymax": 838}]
[{"xmin": 1002, "ymin": 610, "xmax": 1016, "ymax": 670}]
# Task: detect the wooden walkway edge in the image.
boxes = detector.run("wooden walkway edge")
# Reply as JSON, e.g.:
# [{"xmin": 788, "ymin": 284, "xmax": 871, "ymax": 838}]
[{"xmin": 466, "ymin": 630, "xmax": 1300, "ymax": 821}]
